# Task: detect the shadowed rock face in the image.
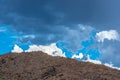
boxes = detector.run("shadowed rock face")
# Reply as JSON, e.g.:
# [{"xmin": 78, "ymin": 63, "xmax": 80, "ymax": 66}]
[{"xmin": 0, "ymin": 52, "xmax": 120, "ymax": 80}]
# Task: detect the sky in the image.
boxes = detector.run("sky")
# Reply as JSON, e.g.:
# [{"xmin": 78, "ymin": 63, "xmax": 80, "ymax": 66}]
[{"xmin": 0, "ymin": 0, "xmax": 120, "ymax": 67}]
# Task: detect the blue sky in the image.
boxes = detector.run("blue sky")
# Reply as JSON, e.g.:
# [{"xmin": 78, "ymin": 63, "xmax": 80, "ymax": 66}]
[{"xmin": 0, "ymin": 0, "xmax": 120, "ymax": 67}]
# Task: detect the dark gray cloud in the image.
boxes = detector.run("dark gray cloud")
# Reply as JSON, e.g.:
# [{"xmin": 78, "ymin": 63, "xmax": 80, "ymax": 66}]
[
  {"xmin": 1, "ymin": 0, "xmax": 120, "ymax": 27},
  {"xmin": 0, "ymin": 0, "xmax": 120, "ymax": 43}
]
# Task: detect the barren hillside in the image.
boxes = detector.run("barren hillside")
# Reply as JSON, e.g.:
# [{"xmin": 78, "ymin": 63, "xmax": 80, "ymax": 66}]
[{"xmin": 0, "ymin": 52, "xmax": 120, "ymax": 80}]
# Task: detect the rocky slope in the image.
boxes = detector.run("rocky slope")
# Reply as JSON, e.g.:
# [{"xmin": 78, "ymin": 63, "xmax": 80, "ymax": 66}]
[{"xmin": 0, "ymin": 51, "xmax": 120, "ymax": 80}]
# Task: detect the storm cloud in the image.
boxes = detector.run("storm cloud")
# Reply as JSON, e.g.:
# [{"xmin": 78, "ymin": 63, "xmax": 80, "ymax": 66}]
[{"xmin": 1, "ymin": 0, "xmax": 120, "ymax": 32}]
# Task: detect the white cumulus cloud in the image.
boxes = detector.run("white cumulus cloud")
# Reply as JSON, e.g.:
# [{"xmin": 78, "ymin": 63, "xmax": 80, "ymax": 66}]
[
  {"xmin": 72, "ymin": 53, "xmax": 83, "ymax": 59},
  {"xmin": 84, "ymin": 55, "xmax": 120, "ymax": 70},
  {"xmin": 11, "ymin": 44, "xmax": 120, "ymax": 70},
  {"xmin": 96, "ymin": 30, "xmax": 120, "ymax": 42},
  {"xmin": 22, "ymin": 34, "xmax": 36, "ymax": 39},
  {"xmin": 104, "ymin": 63, "xmax": 120, "ymax": 70},
  {"xmin": 12, "ymin": 44, "xmax": 23, "ymax": 53},
  {"xmin": 25, "ymin": 43, "xmax": 66, "ymax": 57},
  {"xmin": 85, "ymin": 55, "xmax": 102, "ymax": 64}
]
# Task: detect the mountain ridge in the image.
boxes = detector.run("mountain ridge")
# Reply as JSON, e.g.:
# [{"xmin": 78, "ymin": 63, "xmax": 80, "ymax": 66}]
[{"xmin": 0, "ymin": 51, "xmax": 120, "ymax": 80}]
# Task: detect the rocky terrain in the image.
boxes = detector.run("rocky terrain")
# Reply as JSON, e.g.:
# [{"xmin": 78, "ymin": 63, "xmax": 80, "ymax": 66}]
[{"xmin": 0, "ymin": 51, "xmax": 120, "ymax": 80}]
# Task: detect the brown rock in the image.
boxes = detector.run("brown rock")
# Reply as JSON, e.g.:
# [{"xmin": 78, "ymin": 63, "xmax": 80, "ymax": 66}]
[{"xmin": 0, "ymin": 51, "xmax": 120, "ymax": 80}]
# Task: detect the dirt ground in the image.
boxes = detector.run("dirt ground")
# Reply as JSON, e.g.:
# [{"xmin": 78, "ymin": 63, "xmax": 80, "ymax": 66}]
[{"xmin": 0, "ymin": 51, "xmax": 120, "ymax": 80}]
